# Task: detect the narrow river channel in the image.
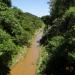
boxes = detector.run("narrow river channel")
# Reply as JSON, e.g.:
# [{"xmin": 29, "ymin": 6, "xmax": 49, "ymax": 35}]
[{"xmin": 10, "ymin": 28, "xmax": 44, "ymax": 75}]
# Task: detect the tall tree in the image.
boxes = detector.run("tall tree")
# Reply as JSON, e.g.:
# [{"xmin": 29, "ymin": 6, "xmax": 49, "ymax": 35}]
[
  {"xmin": 40, "ymin": 0, "xmax": 75, "ymax": 75},
  {"xmin": 50, "ymin": 0, "xmax": 75, "ymax": 20},
  {"xmin": 0, "ymin": 0, "xmax": 11, "ymax": 7}
]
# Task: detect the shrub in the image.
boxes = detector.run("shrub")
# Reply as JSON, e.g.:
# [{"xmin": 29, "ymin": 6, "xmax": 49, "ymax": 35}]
[
  {"xmin": 0, "ymin": 2, "xmax": 8, "ymax": 11},
  {"xmin": 0, "ymin": 28, "xmax": 17, "ymax": 53},
  {"xmin": 0, "ymin": 0, "xmax": 11, "ymax": 7},
  {"xmin": 40, "ymin": 6, "xmax": 75, "ymax": 75},
  {"xmin": 0, "ymin": 8, "xmax": 32, "ymax": 46}
]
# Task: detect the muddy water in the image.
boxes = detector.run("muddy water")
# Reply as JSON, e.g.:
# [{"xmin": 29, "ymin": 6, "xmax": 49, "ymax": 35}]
[{"xmin": 10, "ymin": 29, "xmax": 43, "ymax": 75}]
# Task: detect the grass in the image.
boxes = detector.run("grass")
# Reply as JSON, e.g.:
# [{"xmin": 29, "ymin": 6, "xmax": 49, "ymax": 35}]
[{"xmin": 36, "ymin": 46, "xmax": 48, "ymax": 75}]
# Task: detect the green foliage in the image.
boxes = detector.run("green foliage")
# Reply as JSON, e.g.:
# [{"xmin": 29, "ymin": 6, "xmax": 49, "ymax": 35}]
[
  {"xmin": 0, "ymin": 1, "xmax": 44, "ymax": 74},
  {"xmin": 12, "ymin": 7, "xmax": 43, "ymax": 34},
  {"xmin": 41, "ymin": 15, "xmax": 52, "ymax": 32},
  {"xmin": 40, "ymin": 1, "xmax": 75, "ymax": 75},
  {"xmin": 37, "ymin": 47, "xmax": 49, "ymax": 75},
  {"xmin": 48, "ymin": 36, "xmax": 64, "ymax": 47},
  {"xmin": 0, "ymin": 51, "xmax": 11, "ymax": 75},
  {"xmin": 63, "ymin": 7, "xmax": 75, "ymax": 18},
  {"xmin": 41, "ymin": 15, "xmax": 51, "ymax": 25},
  {"xmin": 0, "ymin": 7, "xmax": 43, "ymax": 46},
  {"xmin": 0, "ymin": 0, "xmax": 11, "ymax": 7},
  {"xmin": 0, "ymin": 2, "xmax": 8, "ymax": 11},
  {"xmin": 0, "ymin": 8, "xmax": 28, "ymax": 45},
  {"xmin": 50, "ymin": 0, "xmax": 75, "ymax": 20},
  {"xmin": 0, "ymin": 28, "xmax": 17, "ymax": 53}
]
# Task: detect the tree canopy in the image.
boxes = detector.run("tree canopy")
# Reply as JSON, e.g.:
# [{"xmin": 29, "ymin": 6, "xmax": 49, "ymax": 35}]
[
  {"xmin": 39, "ymin": 0, "xmax": 75, "ymax": 75},
  {"xmin": 0, "ymin": 0, "xmax": 11, "ymax": 7}
]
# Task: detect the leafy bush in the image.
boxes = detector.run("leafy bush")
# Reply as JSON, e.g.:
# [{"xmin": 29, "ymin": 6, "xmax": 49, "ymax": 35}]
[
  {"xmin": 0, "ymin": 28, "xmax": 17, "ymax": 74},
  {"xmin": 0, "ymin": 1, "xmax": 44, "ymax": 74},
  {"xmin": 0, "ymin": 0, "xmax": 11, "ymax": 7},
  {"xmin": 0, "ymin": 7, "xmax": 44, "ymax": 46},
  {"xmin": 0, "ymin": 8, "xmax": 32, "ymax": 46},
  {"xmin": 63, "ymin": 7, "xmax": 75, "ymax": 18},
  {"xmin": 0, "ymin": 2, "xmax": 8, "ymax": 11},
  {"xmin": 12, "ymin": 7, "xmax": 43, "ymax": 34},
  {"xmin": 0, "ymin": 28, "xmax": 17, "ymax": 53},
  {"xmin": 40, "ymin": 4, "xmax": 75, "ymax": 75}
]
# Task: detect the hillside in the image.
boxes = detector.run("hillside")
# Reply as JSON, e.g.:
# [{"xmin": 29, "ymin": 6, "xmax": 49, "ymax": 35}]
[{"xmin": 0, "ymin": 1, "xmax": 45, "ymax": 75}]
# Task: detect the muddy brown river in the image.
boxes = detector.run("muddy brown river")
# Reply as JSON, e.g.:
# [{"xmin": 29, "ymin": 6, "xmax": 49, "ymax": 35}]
[{"xmin": 10, "ymin": 29, "xmax": 43, "ymax": 75}]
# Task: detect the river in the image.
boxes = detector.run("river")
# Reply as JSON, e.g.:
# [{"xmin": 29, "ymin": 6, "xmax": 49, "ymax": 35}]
[{"xmin": 10, "ymin": 28, "xmax": 44, "ymax": 75}]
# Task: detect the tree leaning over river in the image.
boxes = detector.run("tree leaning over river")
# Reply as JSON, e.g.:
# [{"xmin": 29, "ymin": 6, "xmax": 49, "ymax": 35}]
[{"xmin": 40, "ymin": 0, "xmax": 75, "ymax": 75}]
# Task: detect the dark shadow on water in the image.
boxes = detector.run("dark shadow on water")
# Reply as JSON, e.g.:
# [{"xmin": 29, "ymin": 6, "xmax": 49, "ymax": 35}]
[{"xmin": 0, "ymin": 51, "xmax": 12, "ymax": 75}]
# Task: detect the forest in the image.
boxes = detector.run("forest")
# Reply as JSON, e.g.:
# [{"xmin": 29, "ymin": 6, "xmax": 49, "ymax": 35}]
[
  {"xmin": 0, "ymin": 0, "xmax": 44, "ymax": 75},
  {"xmin": 0, "ymin": 0, "xmax": 75, "ymax": 75},
  {"xmin": 37, "ymin": 0, "xmax": 75, "ymax": 75}
]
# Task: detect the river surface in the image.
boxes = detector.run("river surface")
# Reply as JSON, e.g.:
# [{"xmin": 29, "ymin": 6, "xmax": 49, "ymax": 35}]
[{"xmin": 10, "ymin": 29, "xmax": 43, "ymax": 75}]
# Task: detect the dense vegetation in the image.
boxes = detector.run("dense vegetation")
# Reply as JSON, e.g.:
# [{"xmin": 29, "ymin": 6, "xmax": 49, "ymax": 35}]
[
  {"xmin": 0, "ymin": 0, "xmax": 44, "ymax": 75},
  {"xmin": 0, "ymin": 0, "xmax": 11, "ymax": 7},
  {"xmin": 38, "ymin": 0, "xmax": 75, "ymax": 75}
]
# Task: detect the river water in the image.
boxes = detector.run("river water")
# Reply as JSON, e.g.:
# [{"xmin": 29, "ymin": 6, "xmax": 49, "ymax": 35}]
[{"xmin": 10, "ymin": 28, "xmax": 44, "ymax": 75}]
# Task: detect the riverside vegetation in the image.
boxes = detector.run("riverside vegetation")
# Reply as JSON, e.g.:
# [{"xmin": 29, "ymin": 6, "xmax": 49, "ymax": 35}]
[
  {"xmin": 0, "ymin": 0, "xmax": 45, "ymax": 75},
  {"xmin": 37, "ymin": 0, "xmax": 75, "ymax": 75},
  {"xmin": 1, "ymin": 0, "xmax": 75, "ymax": 75}
]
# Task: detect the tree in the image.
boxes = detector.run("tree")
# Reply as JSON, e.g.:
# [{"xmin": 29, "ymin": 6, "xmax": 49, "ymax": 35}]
[
  {"xmin": 40, "ymin": 0, "xmax": 75, "ymax": 75},
  {"xmin": 49, "ymin": 0, "xmax": 75, "ymax": 20},
  {"xmin": 0, "ymin": 0, "xmax": 11, "ymax": 7},
  {"xmin": 41, "ymin": 15, "xmax": 53, "ymax": 26}
]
